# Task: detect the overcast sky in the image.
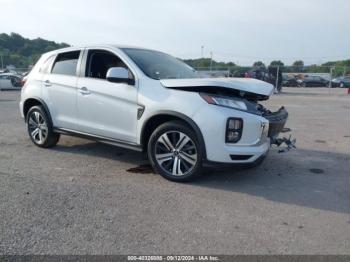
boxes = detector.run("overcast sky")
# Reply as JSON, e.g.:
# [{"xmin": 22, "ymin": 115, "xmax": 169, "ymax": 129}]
[{"xmin": 0, "ymin": 0, "xmax": 349, "ymax": 65}]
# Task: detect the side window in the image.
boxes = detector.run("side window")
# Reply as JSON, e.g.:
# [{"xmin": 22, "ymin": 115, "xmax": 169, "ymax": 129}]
[
  {"xmin": 86, "ymin": 50, "xmax": 129, "ymax": 80},
  {"xmin": 52, "ymin": 51, "xmax": 80, "ymax": 76},
  {"xmin": 41, "ymin": 55, "xmax": 56, "ymax": 74}
]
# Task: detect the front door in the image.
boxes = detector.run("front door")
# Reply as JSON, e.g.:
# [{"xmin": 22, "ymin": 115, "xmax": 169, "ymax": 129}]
[{"xmin": 76, "ymin": 49, "xmax": 138, "ymax": 143}]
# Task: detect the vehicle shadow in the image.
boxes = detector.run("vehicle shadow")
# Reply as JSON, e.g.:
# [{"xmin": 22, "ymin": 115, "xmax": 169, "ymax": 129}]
[
  {"xmin": 192, "ymin": 148, "xmax": 350, "ymax": 214},
  {"xmin": 53, "ymin": 138, "xmax": 350, "ymax": 214},
  {"xmin": 53, "ymin": 137, "xmax": 148, "ymax": 165}
]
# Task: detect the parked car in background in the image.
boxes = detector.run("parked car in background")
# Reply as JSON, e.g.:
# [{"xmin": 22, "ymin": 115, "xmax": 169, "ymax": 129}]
[
  {"xmin": 0, "ymin": 69, "xmax": 18, "ymax": 75},
  {"xmin": 21, "ymin": 71, "xmax": 30, "ymax": 77},
  {"xmin": 282, "ymin": 75, "xmax": 299, "ymax": 87},
  {"xmin": 0, "ymin": 73, "xmax": 23, "ymax": 90},
  {"xmin": 298, "ymin": 76, "xmax": 329, "ymax": 87},
  {"xmin": 331, "ymin": 76, "xmax": 350, "ymax": 88}
]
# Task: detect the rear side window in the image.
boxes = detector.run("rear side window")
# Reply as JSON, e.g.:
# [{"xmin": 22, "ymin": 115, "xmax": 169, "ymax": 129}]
[
  {"xmin": 41, "ymin": 55, "xmax": 56, "ymax": 74},
  {"xmin": 52, "ymin": 51, "xmax": 80, "ymax": 76}
]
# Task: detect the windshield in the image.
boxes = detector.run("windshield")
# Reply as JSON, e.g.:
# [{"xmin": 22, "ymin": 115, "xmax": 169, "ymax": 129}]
[{"xmin": 122, "ymin": 48, "xmax": 198, "ymax": 80}]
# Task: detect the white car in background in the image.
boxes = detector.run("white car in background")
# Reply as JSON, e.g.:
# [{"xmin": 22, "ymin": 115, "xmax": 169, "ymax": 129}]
[
  {"xmin": 20, "ymin": 45, "xmax": 289, "ymax": 181},
  {"xmin": 0, "ymin": 73, "xmax": 22, "ymax": 90}
]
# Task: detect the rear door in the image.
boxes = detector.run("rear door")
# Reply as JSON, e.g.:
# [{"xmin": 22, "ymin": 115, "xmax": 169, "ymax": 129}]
[
  {"xmin": 76, "ymin": 48, "xmax": 138, "ymax": 143},
  {"xmin": 42, "ymin": 50, "xmax": 82, "ymax": 130}
]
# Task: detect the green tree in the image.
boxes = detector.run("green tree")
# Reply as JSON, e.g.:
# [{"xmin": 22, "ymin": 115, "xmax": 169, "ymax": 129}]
[
  {"xmin": 292, "ymin": 60, "xmax": 304, "ymax": 67},
  {"xmin": 270, "ymin": 60, "xmax": 284, "ymax": 67},
  {"xmin": 253, "ymin": 61, "xmax": 265, "ymax": 68},
  {"xmin": 292, "ymin": 60, "xmax": 304, "ymax": 72}
]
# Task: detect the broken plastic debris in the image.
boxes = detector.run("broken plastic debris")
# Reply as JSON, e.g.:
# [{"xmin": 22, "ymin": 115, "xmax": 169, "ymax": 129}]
[
  {"xmin": 281, "ymin": 127, "xmax": 292, "ymax": 133},
  {"xmin": 271, "ymin": 135, "xmax": 297, "ymax": 153}
]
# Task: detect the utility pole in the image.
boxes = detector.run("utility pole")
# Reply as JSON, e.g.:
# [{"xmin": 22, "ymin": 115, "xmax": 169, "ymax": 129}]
[
  {"xmin": 201, "ymin": 46, "xmax": 204, "ymax": 58},
  {"xmin": 329, "ymin": 67, "xmax": 334, "ymax": 95},
  {"xmin": 0, "ymin": 53, "xmax": 2, "ymax": 94},
  {"xmin": 210, "ymin": 51, "xmax": 213, "ymax": 71},
  {"xmin": 275, "ymin": 66, "xmax": 280, "ymax": 93},
  {"xmin": 0, "ymin": 54, "xmax": 3, "ymax": 70}
]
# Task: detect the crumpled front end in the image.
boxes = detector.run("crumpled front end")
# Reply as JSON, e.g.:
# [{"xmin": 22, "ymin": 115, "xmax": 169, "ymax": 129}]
[
  {"xmin": 193, "ymin": 98, "xmax": 294, "ymax": 164},
  {"xmin": 261, "ymin": 106, "xmax": 296, "ymax": 152},
  {"xmin": 261, "ymin": 106, "xmax": 289, "ymax": 139},
  {"xmin": 161, "ymin": 76, "xmax": 295, "ymax": 163}
]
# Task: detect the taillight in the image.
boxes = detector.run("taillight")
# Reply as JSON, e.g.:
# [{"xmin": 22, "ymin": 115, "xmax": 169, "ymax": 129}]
[{"xmin": 21, "ymin": 78, "xmax": 27, "ymax": 88}]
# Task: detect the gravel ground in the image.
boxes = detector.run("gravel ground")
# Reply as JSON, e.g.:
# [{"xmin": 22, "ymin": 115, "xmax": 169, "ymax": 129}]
[{"xmin": 0, "ymin": 88, "xmax": 349, "ymax": 255}]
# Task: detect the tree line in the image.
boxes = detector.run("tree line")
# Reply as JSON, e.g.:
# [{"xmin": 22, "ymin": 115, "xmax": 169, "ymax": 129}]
[
  {"xmin": 0, "ymin": 33, "xmax": 69, "ymax": 68},
  {"xmin": 183, "ymin": 58, "xmax": 350, "ymax": 77}
]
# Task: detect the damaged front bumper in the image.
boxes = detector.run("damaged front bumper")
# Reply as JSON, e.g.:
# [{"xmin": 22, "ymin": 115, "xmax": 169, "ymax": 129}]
[
  {"xmin": 263, "ymin": 106, "xmax": 289, "ymax": 139},
  {"xmin": 194, "ymin": 101, "xmax": 296, "ymax": 165},
  {"xmin": 263, "ymin": 106, "xmax": 296, "ymax": 152}
]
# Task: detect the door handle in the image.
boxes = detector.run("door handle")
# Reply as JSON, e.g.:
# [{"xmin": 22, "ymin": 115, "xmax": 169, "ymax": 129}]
[
  {"xmin": 78, "ymin": 86, "xmax": 91, "ymax": 95},
  {"xmin": 44, "ymin": 80, "xmax": 52, "ymax": 87}
]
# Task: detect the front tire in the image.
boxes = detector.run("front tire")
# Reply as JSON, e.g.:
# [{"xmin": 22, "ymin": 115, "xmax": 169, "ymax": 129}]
[
  {"xmin": 26, "ymin": 105, "xmax": 60, "ymax": 148},
  {"xmin": 147, "ymin": 121, "xmax": 203, "ymax": 182}
]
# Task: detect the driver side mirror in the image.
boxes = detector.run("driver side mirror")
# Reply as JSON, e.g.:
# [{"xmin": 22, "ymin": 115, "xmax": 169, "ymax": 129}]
[{"xmin": 106, "ymin": 67, "xmax": 135, "ymax": 85}]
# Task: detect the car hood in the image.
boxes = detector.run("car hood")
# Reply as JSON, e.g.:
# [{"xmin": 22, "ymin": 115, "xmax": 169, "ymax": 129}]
[{"xmin": 160, "ymin": 78, "xmax": 274, "ymax": 99}]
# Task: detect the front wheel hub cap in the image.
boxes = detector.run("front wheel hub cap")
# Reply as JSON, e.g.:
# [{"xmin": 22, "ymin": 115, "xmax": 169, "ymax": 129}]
[
  {"xmin": 28, "ymin": 111, "xmax": 48, "ymax": 145},
  {"xmin": 155, "ymin": 131, "xmax": 197, "ymax": 177}
]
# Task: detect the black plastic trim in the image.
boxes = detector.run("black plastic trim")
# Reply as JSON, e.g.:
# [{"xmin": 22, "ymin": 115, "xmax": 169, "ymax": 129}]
[
  {"xmin": 230, "ymin": 154, "xmax": 253, "ymax": 161},
  {"xmin": 107, "ymin": 77, "xmax": 135, "ymax": 85},
  {"xmin": 263, "ymin": 107, "xmax": 288, "ymax": 138},
  {"xmin": 54, "ymin": 127, "xmax": 142, "ymax": 152},
  {"xmin": 203, "ymin": 153, "xmax": 267, "ymax": 168},
  {"xmin": 23, "ymin": 97, "xmax": 52, "ymax": 124}
]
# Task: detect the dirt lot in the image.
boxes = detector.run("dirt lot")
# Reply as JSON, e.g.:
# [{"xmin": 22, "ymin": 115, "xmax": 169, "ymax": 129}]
[{"xmin": 0, "ymin": 88, "xmax": 349, "ymax": 255}]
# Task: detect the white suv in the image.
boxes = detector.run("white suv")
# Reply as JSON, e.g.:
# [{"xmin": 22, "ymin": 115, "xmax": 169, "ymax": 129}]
[{"xmin": 20, "ymin": 45, "xmax": 288, "ymax": 181}]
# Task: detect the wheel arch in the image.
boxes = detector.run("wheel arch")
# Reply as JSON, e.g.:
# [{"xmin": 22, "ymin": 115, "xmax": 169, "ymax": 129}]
[
  {"xmin": 23, "ymin": 97, "xmax": 52, "ymax": 124},
  {"xmin": 140, "ymin": 111, "xmax": 207, "ymax": 159}
]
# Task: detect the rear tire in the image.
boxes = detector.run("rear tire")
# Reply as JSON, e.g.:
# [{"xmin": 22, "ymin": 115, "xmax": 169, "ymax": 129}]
[
  {"xmin": 26, "ymin": 105, "xmax": 60, "ymax": 148},
  {"xmin": 147, "ymin": 121, "xmax": 203, "ymax": 182}
]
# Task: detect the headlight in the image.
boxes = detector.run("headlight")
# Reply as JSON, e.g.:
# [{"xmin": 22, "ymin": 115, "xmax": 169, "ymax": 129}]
[{"xmin": 200, "ymin": 93, "xmax": 247, "ymax": 111}]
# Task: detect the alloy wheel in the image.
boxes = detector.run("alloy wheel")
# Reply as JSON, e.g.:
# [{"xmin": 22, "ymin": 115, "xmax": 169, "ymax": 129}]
[
  {"xmin": 155, "ymin": 131, "xmax": 198, "ymax": 177},
  {"xmin": 28, "ymin": 111, "xmax": 48, "ymax": 145}
]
